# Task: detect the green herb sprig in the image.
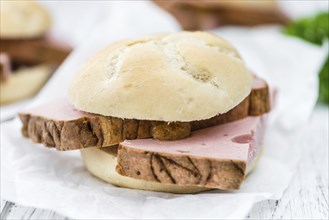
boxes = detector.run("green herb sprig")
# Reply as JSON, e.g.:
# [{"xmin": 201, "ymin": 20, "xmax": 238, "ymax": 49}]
[{"xmin": 284, "ymin": 12, "xmax": 329, "ymax": 104}]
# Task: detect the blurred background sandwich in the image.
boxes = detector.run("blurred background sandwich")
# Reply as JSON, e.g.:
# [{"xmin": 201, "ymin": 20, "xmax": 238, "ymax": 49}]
[
  {"xmin": 153, "ymin": 0, "xmax": 290, "ymax": 30},
  {"xmin": 0, "ymin": 0, "xmax": 72, "ymax": 105}
]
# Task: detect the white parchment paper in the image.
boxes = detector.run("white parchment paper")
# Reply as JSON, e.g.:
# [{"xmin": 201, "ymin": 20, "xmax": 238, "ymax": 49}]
[{"xmin": 1, "ymin": 1, "xmax": 328, "ymax": 219}]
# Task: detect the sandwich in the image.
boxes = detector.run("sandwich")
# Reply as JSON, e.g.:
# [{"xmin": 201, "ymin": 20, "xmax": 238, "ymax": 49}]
[
  {"xmin": 0, "ymin": 0, "xmax": 71, "ymax": 105},
  {"xmin": 19, "ymin": 31, "xmax": 271, "ymax": 193},
  {"xmin": 153, "ymin": 0, "xmax": 289, "ymax": 30}
]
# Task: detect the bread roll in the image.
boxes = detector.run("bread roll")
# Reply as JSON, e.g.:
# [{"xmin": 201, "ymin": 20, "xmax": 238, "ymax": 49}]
[
  {"xmin": 69, "ymin": 32, "xmax": 252, "ymax": 122},
  {"xmin": 0, "ymin": 0, "xmax": 51, "ymax": 38},
  {"xmin": 0, "ymin": 65, "xmax": 52, "ymax": 104}
]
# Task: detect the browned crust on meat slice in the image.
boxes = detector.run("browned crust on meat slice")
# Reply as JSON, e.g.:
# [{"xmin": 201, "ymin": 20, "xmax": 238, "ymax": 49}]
[
  {"xmin": 19, "ymin": 77, "xmax": 270, "ymax": 150},
  {"xmin": 191, "ymin": 96, "xmax": 250, "ymax": 130},
  {"xmin": 19, "ymin": 114, "xmax": 152, "ymax": 151},
  {"xmin": 116, "ymin": 145, "xmax": 246, "ymax": 190},
  {"xmin": 249, "ymin": 82, "xmax": 270, "ymax": 115},
  {"xmin": 19, "ymin": 113, "xmax": 193, "ymax": 150}
]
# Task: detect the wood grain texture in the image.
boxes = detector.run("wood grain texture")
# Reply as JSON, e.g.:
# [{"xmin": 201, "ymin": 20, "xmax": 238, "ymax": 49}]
[
  {"xmin": 0, "ymin": 200, "xmax": 67, "ymax": 220},
  {"xmin": 1, "ymin": 105, "xmax": 328, "ymax": 219},
  {"xmin": 247, "ymin": 104, "xmax": 329, "ymax": 219}
]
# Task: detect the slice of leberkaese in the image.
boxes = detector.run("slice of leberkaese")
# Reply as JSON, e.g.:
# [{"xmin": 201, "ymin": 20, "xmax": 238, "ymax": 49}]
[
  {"xmin": 18, "ymin": 76, "xmax": 270, "ymax": 150},
  {"xmin": 0, "ymin": 37, "xmax": 71, "ymax": 66},
  {"xmin": 81, "ymin": 114, "xmax": 268, "ymax": 191},
  {"xmin": 116, "ymin": 115, "xmax": 266, "ymax": 190}
]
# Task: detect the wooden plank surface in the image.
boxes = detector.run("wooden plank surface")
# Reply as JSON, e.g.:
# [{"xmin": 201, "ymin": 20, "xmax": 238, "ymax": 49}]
[
  {"xmin": 247, "ymin": 105, "xmax": 329, "ymax": 219},
  {"xmin": 1, "ymin": 105, "xmax": 328, "ymax": 219}
]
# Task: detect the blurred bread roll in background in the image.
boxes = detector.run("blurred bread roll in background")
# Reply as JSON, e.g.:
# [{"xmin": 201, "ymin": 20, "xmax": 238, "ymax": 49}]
[
  {"xmin": 0, "ymin": 58, "xmax": 52, "ymax": 105},
  {"xmin": 153, "ymin": 0, "xmax": 290, "ymax": 30},
  {"xmin": 0, "ymin": 0, "xmax": 51, "ymax": 39}
]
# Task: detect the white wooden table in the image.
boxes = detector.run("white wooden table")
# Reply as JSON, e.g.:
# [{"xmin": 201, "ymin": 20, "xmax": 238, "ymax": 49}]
[{"xmin": 1, "ymin": 105, "xmax": 328, "ymax": 219}]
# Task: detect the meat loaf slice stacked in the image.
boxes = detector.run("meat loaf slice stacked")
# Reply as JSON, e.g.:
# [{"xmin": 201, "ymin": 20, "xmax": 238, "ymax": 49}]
[
  {"xmin": 19, "ymin": 76, "xmax": 270, "ymax": 191},
  {"xmin": 19, "ymin": 77, "xmax": 269, "ymax": 150}
]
